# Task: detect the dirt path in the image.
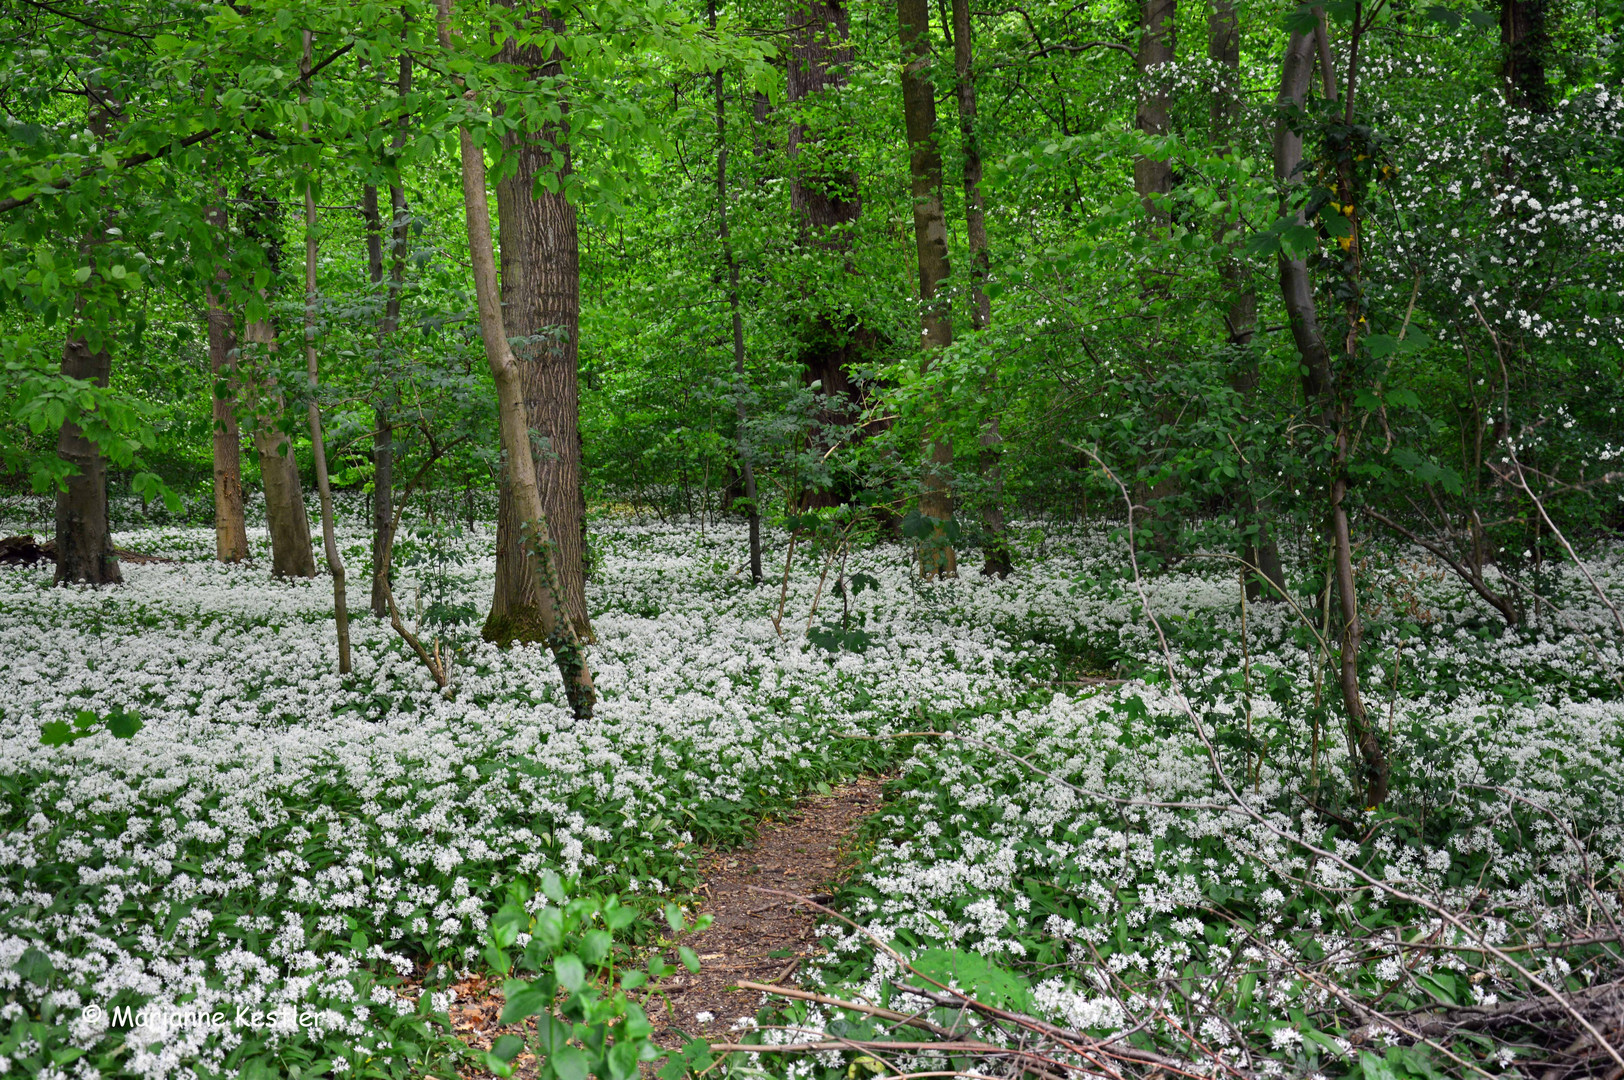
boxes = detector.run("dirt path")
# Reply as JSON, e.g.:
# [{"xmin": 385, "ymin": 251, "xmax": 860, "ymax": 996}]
[
  {"xmin": 648, "ymin": 776, "xmax": 884, "ymax": 1046},
  {"xmin": 448, "ymin": 776, "xmax": 885, "ymax": 1073}
]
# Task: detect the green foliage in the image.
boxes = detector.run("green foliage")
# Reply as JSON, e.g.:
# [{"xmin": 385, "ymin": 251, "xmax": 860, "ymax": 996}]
[
  {"xmin": 478, "ymin": 878, "xmax": 710, "ymax": 1080},
  {"xmin": 39, "ymin": 707, "xmax": 144, "ymax": 747}
]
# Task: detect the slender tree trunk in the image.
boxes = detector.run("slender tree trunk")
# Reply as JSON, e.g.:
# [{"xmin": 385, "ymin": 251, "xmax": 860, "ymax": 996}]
[
  {"xmin": 439, "ymin": 0, "xmax": 595, "ymax": 719},
  {"xmin": 303, "ymin": 29, "xmax": 351, "ymax": 674},
  {"xmin": 54, "ymin": 101, "xmax": 121, "ymax": 587},
  {"xmin": 1134, "ymin": 0, "xmax": 1176, "ymax": 221},
  {"xmin": 1273, "ymin": 28, "xmax": 1386, "ymax": 806},
  {"xmin": 363, "ymin": 183, "xmax": 394, "ymax": 615},
  {"xmin": 485, "ymin": 0, "xmax": 595, "ymax": 645},
  {"xmin": 1211, "ymin": 0, "xmax": 1285, "ymax": 600},
  {"xmin": 711, "ymin": 3, "xmax": 763, "ymax": 583},
  {"xmin": 899, "ymin": 0, "xmax": 956, "ymax": 578},
  {"xmin": 366, "ymin": 34, "xmax": 412, "ymax": 617},
  {"xmin": 951, "ymin": 0, "xmax": 1011, "ymax": 577},
  {"xmin": 207, "ymin": 197, "xmax": 250, "ymax": 564}
]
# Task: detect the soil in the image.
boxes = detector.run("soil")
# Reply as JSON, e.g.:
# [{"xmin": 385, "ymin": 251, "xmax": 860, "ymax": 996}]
[
  {"xmin": 447, "ymin": 776, "xmax": 886, "ymax": 1076},
  {"xmin": 647, "ymin": 775, "xmax": 885, "ymax": 1046}
]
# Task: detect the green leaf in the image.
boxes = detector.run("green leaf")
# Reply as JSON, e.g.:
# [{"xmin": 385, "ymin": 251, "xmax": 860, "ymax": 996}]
[
  {"xmin": 534, "ymin": 907, "xmax": 564, "ymax": 951},
  {"xmin": 40, "ymin": 721, "xmax": 76, "ymax": 747},
  {"xmin": 16, "ymin": 946, "xmax": 54, "ymax": 985},
  {"xmin": 1365, "ymin": 334, "xmax": 1399, "ymax": 359},
  {"xmin": 1281, "ymin": 224, "xmax": 1319, "ymax": 258},
  {"xmin": 663, "ymin": 903, "xmax": 683, "ymax": 934},
  {"xmin": 106, "ymin": 710, "xmax": 143, "ymax": 740},
  {"xmin": 580, "ymin": 929, "xmax": 612, "ymax": 967},
  {"xmin": 677, "ymin": 946, "xmax": 701, "ymax": 974},
  {"xmin": 555, "ymin": 954, "xmax": 587, "ymax": 992},
  {"xmin": 552, "ymin": 1046, "xmax": 590, "ymax": 1080},
  {"xmin": 491, "ymin": 1034, "xmax": 526, "ymax": 1063},
  {"xmin": 501, "ymin": 982, "xmax": 554, "ymax": 1024},
  {"xmin": 540, "ymin": 871, "xmax": 566, "ymax": 904},
  {"xmin": 606, "ymin": 1039, "xmax": 642, "ymax": 1080}
]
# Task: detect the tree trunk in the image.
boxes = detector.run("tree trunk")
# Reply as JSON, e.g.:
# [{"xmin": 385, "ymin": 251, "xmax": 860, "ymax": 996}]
[
  {"xmin": 246, "ymin": 316, "xmax": 317, "ymax": 579},
  {"xmin": 366, "ymin": 36, "xmax": 412, "ymax": 617},
  {"xmin": 55, "ymin": 326, "xmax": 121, "ymax": 587},
  {"xmin": 440, "ymin": 0, "xmax": 595, "ymax": 719},
  {"xmin": 303, "ymin": 29, "xmax": 351, "ymax": 674},
  {"xmin": 1134, "ymin": 0, "xmax": 1176, "ymax": 221},
  {"xmin": 788, "ymin": 0, "xmax": 870, "ymax": 491},
  {"xmin": 1211, "ymin": 0, "xmax": 1284, "ymax": 601},
  {"xmin": 1273, "ymin": 27, "xmax": 1386, "ymax": 807},
  {"xmin": 238, "ymin": 185, "xmax": 316, "ymax": 579},
  {"xmin": 711, "ymin": 3, "xmax": 764, "ymax": 583},
  {"xmin": 951, "ymin": 0, "xmax": 1011, "ymax": 577},
  {"xmin": 1500, "ymin": 0, "xmax": 1550, "ymax": 112},
  {"xmin": 54, "ymin": 101, "xmax": 121, "ymax": 587},
  {"xmin": 207, "ymin": 197, "xmax": 250, "ymax": 564},
  {"xmin": 485, "ymin": 0, "xmax": 594, "ymax": 645},
  {"xmin": 899, "ymin": 0, "xmax": 956, "ymax": 578}
]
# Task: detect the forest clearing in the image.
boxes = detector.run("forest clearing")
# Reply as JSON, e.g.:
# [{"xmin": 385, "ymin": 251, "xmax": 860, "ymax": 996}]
[{"xmin": 2, "ymin": 0, "xmax": 1623, "ymax": 1078}]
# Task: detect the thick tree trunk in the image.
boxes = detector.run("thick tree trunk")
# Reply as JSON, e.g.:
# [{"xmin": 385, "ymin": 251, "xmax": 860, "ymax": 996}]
[
  {"xmin": 1134, "ymin": 0, "xmax": 1176, "ymax": 221},
  {"xmin": 303, "ymin": 30, "xmax": 351, "ymax": 674},
  {"xmin": 54, "ymin": 102, "xmax": 121, "ymax": 587},
  {"xmin": 439, "ymin": 0, "xmax": 595, "ymax": 719},
  {"xmin": 1211, "ymin": 0, "xmax": 1285, "ymax": 601},
  {"xmin": 207, "ymin": 198, "xmax": 250, "ymax": 564},
  {"xmin": 55, "ymin": 328, "xmax": 121, "ymax": 587},
  {"xmin": 237, "ymin": 186, "xmax": 316, "ymax": 579},
  {"xmin": 246, "ymin": 316, "xmax": 317, "ymax": 579},
  {"xmin": 1273, "ymin": 28, "xmax": 1386, "ymax": 807},
  {"xmin": 899, "ymin": 0, "xmax": 956, "ymax": 578},
  {"xmin": 787, "ymin": 0, "xmax": 870, "ymax": 492},
  {"xmin": 711, "ymin": 3, "xmax": 763, "ymax": 583},
  {"xmin": 486, "ymin": 0, "xmax": 594, "ymax": 645},
  {"xmin": 951, "ymin": 0, "xmax": 1010, "ymax": 577}
]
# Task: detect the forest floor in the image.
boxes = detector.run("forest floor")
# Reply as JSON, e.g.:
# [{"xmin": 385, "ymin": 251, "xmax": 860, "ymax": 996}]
[
  {"xmin": 4, "ymin": 508, "xmax": 1622, "ymax": 1080},
  {"xmin": 448, "ymin": 777, "xmax": 887, "ymax": 1075}
]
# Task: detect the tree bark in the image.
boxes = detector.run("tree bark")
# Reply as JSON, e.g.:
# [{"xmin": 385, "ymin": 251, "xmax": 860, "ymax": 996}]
[
  {"xmin": 899, "ymin": 0, "xmax": 957, "ymax": 578},
  {"xmin": 711, "ymin": 3, "xmax": 763, "ymax": 583},
  {"xmin": 238, "ymin": 186, "xmax": 317, "ymax": 579},
  {"xmin": 366, "ymin": 34, "xmax": 412, "ymax": 617},
  {"xmin": 439, "ymin": 0, "xmax": 595, "ymax": 719},
  {"xmin": 787, "ymin": 0, "xmax": 870, "ymax": 491},
  {"xmin": 950, "ymin": 0, "xmax": 1010, "ymax": 577},
  {"xmin": 1211, "ymin": 0, "xmax": 1285, "ymax": 601},
  {"xmin": 246, "ymin": 315, "xmax": 317, "ymax": 579},
  {"xmin": 303, "ymin": 29, "xmax": 351, "ymax": 674},
  {"xmin": 1499, "ymin": 0, "xmax": 1550, "ymax": 113},
  {"xmin": 1134, "ymin": 0, "xmax": 1176, "ymax": 221},
  {"xmin": 206, "ymin": 196, "xmax": 250, "ymax": 564},
  {"xmin": 1273, "ymin": 28, "xmax": 1386, "ymax": 807},
  {"xmin": 485, "ymin": 0, "xmax": 594, "ymax": 645},
  {"xmin": 54, "ymin": 101, "xmax": 121, "ymax": 587}
]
